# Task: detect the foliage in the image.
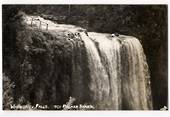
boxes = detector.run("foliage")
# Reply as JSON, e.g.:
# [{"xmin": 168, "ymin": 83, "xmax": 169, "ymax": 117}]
[{"xmin": 3, "ymin": 74, "xmax": 15, "ymax": 110}]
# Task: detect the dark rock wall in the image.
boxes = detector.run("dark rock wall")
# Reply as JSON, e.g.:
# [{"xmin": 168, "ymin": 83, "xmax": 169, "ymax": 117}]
[{"xmin": 14, "ymin": 27, "xmax": 90, "ymax": 107}]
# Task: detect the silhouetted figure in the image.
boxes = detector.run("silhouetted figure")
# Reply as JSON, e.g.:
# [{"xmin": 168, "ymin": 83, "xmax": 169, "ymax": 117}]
[
  {"xmin": 68, "ymin": 33, "xmax": 74, "ymax": 38},
  {"xmin": 75, "ymin": 32, "xmax": 80, "ymax": 38},
  {"xmin": 111, "ymin": 33, "xmax": 123, "ymax": 44},
  {"xmin": 35, "ymin": 18, "xmax": 40, "ymax": 21},
  {"xmin": 111, "ymin": 32, "xmax": 119, "ymax": 37},
  {"xmin": 46, "ymin": 24, "xmax": 48, "ymax": 31},
  {"xmin": 68, "ymin": 33, "xmax": 71, "ymax": 37},
  {"xmin": 85, "ymin": 30, "xmax": 89, "ymax": 36},
  {"xmin": 115, "ymin": 32, "xmax": 119, "ymax": 37}
]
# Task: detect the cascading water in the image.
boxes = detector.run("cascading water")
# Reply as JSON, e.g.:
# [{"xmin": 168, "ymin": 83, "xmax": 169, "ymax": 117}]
[
  {"xmin": 80, "ymin": 33, "xmax": 111, "ymax": 109},
  {"xmin": 120, "ymin": 36, "xmax": 153, "ymax": 110},
  {"xmin": 79, "ymin": 32, "xmax": 153, "ymax": 110},
  {"xmin": 83, "ymin": 32, "xmax": 122, "ymax": 109},
  {"xmin": 20, "ymin": 15, "xmax": 153, "ymax": 110}
]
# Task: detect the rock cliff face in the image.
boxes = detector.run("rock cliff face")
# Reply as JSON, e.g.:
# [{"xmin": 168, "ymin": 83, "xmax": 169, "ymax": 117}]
[
  {"xmin": 3, "ymin": 15, "xmax": 153, "ymax": 110},
  {"xmin": 3, "ymin": 15, "xmax": 93, "ymax": 109}
]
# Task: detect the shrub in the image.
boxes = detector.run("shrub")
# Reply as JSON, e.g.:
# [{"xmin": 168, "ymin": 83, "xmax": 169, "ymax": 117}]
[{"xmin": 3, "ymin": 73, "xmax": 15, "ymax": 110}]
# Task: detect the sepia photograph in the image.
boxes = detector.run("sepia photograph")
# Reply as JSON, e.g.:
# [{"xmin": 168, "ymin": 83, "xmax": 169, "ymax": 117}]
[{"xmin": 2, "ymin": 5, "xmax": 168, "ymax": 110}]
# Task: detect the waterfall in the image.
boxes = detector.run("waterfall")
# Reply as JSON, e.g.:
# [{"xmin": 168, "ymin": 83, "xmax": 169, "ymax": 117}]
[
  {"xmin": 80, "ymin": 32, "xmax": 110, "ymax": 109},
  {"xmin": 20, "ymin": 16, "xmax": 153, "ymax": 110},
  {"xmin": 79, "ymin": 32, "xmax": 152, "ymax": 110},
  {"xmin": 120, "ymin": 36, "xmax": 153, "ymax": 110}
]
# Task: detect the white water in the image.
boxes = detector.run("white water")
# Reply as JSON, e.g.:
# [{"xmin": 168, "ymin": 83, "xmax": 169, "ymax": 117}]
[
  {"xmin": 87, "ymin": 32, "xmax": 122, "ymax": 109},
  {"xmin": 24, "ymin": 15, "xmax": 153, "ymax": 110},
  {"xmin": 24, "ymin": 15, "xmax": 83, "ymax": 33},
  {"xmin": 83, "ymin": 33, "xmax": 152, "ymax": 110},
  {"xmin": 120, "ymin": 37, "xmax": 152, "ymax": 109},
  {"xmin": 80, "ymin": 32, "xmax": 111, "ymax": 109}
]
